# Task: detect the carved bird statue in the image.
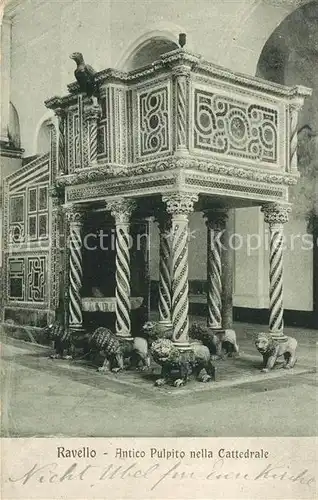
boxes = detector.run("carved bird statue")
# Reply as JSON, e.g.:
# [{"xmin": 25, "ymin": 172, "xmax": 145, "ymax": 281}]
[{"xmin": 69, "ymin": 52, "xmax": 98, "ymax": 99}]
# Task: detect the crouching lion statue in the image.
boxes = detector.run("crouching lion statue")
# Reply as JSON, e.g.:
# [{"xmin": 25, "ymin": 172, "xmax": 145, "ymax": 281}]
[
  {"xmin": 255, "ymin": 332, "xmax": 297, "ymax": 372},
  {"xmin": 44, "ymin": 321, "xmax": 172, "ymax": 372},
  {"xmin": 44, "ymin": 323, "xmax": 125, "ymax": 371},
  {"xmin": 130, "ymin": 321, "xmax": 173, "ymax": 370},
  {"xmin": 189, "ymin": 323, "xmax": 239, "ymax": 359},
  {"xmin": 150, "ymin": 338, "xmax": 216, "ymax": 387}
]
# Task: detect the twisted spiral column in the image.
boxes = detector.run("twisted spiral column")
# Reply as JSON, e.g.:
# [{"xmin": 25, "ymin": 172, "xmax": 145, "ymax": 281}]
[
  {"xmin": 289, "ymin": 103, "xmax": 301, "ymax": 172},
  {"xmin": 85, "ymin": 104, "xmax": 101, "ymax": 164},
  {"xmin": 173, "ymin": 67, "xmax": 190, "ymax": 154},
  {"xmin": 108, "ymin": 199, "xmax": 136, "ymax": 338},
  {"xmin": 262, "ymin": 203, "xmax": 291, "ymax": 341},
  {"xmin": 55, "ymin": 108, "xmax": 66, "ymax": 175},
  {"xmin": 163, "ymin": 193, "xmax": 198, "ymax": 347},
  {"xmin": 66, "ymin": 206, "xmax": 85, "ymax": 331},
  {"xmin": 155, "ymin": 212, "xmax": 172, "ymax": 326},
  {"xmin": 204, "ymin": 210, "xmax": 228, "ymax": 329}
]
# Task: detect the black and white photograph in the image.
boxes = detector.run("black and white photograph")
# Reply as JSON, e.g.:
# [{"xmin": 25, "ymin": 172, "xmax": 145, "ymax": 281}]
[{"xmin": 0, "ymin": 0, "xmax": 317, "ymax": 497}]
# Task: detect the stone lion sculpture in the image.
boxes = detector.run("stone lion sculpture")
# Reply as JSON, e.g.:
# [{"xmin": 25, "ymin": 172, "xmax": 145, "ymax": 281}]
[
  {"xmin": 44, "ymin": 321, "xmax": 172, "ymax": 372},
  {"xmin": 130, "ymin": 321, "xmax": 173, "ymax": 370},
  {"xmin": 44, "ymin": 322, "xmax": 74, "ymax": 359},
  {"xmin": 150, "ymin": 338, "xmax": 216, "ymax": 387},
  {"xmin": 44, "ymin": 323, "xmax": 125, "ymax": 370},
  {"xmin": 189, "ymin": 323, "xmax": 239, "ymax": 359},
  {"xmin": 254, "ymin": 332, "xmax": 297, "ymax": 372}
]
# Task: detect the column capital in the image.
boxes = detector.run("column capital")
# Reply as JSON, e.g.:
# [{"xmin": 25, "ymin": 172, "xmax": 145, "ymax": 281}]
[
  {"xmin": 84, "ymin": 104, "xmax": 101, "ymax": 121},
  {"xmin": 63, "ymin": 204, "xmax": 85, "ymax": 224},
  {"xmin": 204, "ymin": 208, "xmax": 228, "ymax": 231},
  {"xmin": 49, "ymin": 185, "xmax": 64, "ymax": 207},
  {"xmin": 261, "ymin": 203, "xmax": 292, "ymax": 225},
  {"xmin": 55, "ymin": 107, "xmax": 66, "ymax": 119},
  {"xmin": 107, "ymin": 198, "xmax": 136, "ymax": 224},
  {"xmin": 172, "ymin": 65, "xmax": 191, "ymax": 79},
  {"xmin": 162, "ymin": 192, "xmax": 198, "ymax": 216},
  {"xmin": 289, "ymin": 100, "xmax": 303, "ymax": 113}
]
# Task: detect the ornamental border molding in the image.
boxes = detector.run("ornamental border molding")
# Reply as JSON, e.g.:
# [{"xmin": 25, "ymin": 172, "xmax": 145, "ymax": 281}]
[
  {"xmin": 48, "ymin": 49, "xmax": 311, "ymax": 108},
  {"xmin": 54, "ymin": 156, "xmax": 299, "ymax": 188}
]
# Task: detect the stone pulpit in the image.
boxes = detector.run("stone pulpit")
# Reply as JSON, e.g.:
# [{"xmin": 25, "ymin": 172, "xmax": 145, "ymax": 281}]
[{"xmin": 42, "ymin": 48, "xmax": 311, "ymax": 347}]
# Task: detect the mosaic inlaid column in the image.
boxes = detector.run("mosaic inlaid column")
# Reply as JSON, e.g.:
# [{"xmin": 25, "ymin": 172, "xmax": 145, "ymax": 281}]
[
  {"xmin": 55, "ymin": 108, "xmax": 66, "ymax": 175},
  {"xmin": 85, "ymin": 104, "xmax": 101, "ymax": 165},
  {"xmin": 108, "ymin": 199, "xmax": 136, "ymax": 338},
  {"xmin": 163, "ymin": 193, "xmax": 198, "ymax": 347},
  {"xmin": 204, "ymin": 209, "xmax": 228, "ymax": 329},
  {"xmin": 173, "ymin": 66, "xmax": 190, "ymax": 154},
  {"xmin": 289, "ymin": 102, "xmax": 302, "ymax": 174},
  {"xmin": 262, "ymin": 203, "xmax": 291, "ymax": 341},
  {"xmin": 48, "ymin": 186, "xmax": 64, "ymax": 321},
  {"xmin": 155, "ymin": 211, "xmax": 172, "ymax": 327},
  {"xmin": 65, "ymin": 206, "xmax": 85, "ymax": 332}
]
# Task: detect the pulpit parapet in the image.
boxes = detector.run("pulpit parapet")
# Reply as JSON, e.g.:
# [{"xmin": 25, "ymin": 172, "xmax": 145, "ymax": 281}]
[{"xmin": 45, "ymin": 48, "xmax": 311, "ymax": 206}]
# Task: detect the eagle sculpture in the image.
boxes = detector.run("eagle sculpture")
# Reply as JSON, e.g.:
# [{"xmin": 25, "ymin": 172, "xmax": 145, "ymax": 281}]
[{"xmin": 70, "ymin": 52, "xmax": 98, "ymax": 99}]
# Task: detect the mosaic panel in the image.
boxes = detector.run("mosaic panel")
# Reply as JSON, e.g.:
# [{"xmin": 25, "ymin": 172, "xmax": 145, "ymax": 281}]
[
  {"xmin": 9, "ymin": 258, "xmax": 25, "ymax": 301},
  {"xmin": 193, "ymin": 89, "xmax": 278, "ymax": 164},
  {"xmin": 27, "ymin": 256, "xmax": 46, "ymax": 302},
  {"xmin": 9, "ymin": 194, "xmax": 25, "ymax": 244},
  {"xmin": 139, "ymin": 86, "xmax": 170, "ymax": 157},
  {"xmin": 27, "ymin": 185, "xmax": 49, "ymax": 240}
]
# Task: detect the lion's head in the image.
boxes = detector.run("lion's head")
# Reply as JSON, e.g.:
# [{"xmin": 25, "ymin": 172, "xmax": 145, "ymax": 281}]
[
  {"xmin": 255, "ymin": 332, "xmax": 276, "ymax": 354},
  {"xmin": 142, "ymin": 321, "xmax": 173, "ymax": 340},
  {"xmin": 150, "ymin": 338, "xmax": 180, "ymax": 365}
]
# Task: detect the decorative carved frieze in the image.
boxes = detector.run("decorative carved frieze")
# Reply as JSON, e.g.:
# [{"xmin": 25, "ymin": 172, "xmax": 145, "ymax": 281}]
[{"xmin": 54, "ymin": 155, "xmax": 299, "ymax": 189}]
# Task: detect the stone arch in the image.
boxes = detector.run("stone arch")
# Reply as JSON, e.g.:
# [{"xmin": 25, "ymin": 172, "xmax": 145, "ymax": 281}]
[
  {"xmin": 256, "ymin": 1, "xmax": 318, "ymax": 84},
  {"xmin": 33, "ymin": 111, "xmax": 56, "ymax": 155},
  {"xmin": 252, "ymin": 0, "xmax": 317, "ymax": 314},
  {"xmin": 116, "ymin": 25, "xmax": 183, "ymax": 71},
  {"xmin": 8, "ymin": 102, "xmax": 21, "ymax": 148},
  {"xmin": 219, "ymin": 0, "xmax": 314, "ymax": 75}
]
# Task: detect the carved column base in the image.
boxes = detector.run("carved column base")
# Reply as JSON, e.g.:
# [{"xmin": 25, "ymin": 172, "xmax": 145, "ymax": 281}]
[
  {"xmin": 159, "ymin": 319, "xmax": 173, "ymax": 328},
  {"xmin": 173, "ymin": 342, "xmax": 192, "ymax": 352},
  {"xmin": 69, "ymin": 325, "xmax": 86, "ymax": 337},
  {"xmin": 269, "ymin": 332, "xmax": 288, "ymax": 343}
]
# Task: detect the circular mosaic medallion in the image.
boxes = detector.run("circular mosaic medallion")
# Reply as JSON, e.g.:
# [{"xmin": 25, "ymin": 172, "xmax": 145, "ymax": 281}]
[
  {"xmin": 230, "ymin": 116, "xmax": 246, "ymax": 140},
  {"xmin": 150, "ymin": 96, "xmax": 157, "ymax": 107},
  {"xmin": 151, "ymin": 136, "xmax": 158, "ymax": 148},
  {"xmin": 263, "ymin": 126, "xmax": 273, "ymax": 144},
  {"xmin": 199, "ymin": 112, "xmax": 210, "ymax": 129},
  {"xmin": 149, "ymin": 114, "xmax": 159, "ymax": 130},
  {"xmin": 217, "ymin": 119, "xmax": 224, "ymax": 129}
]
